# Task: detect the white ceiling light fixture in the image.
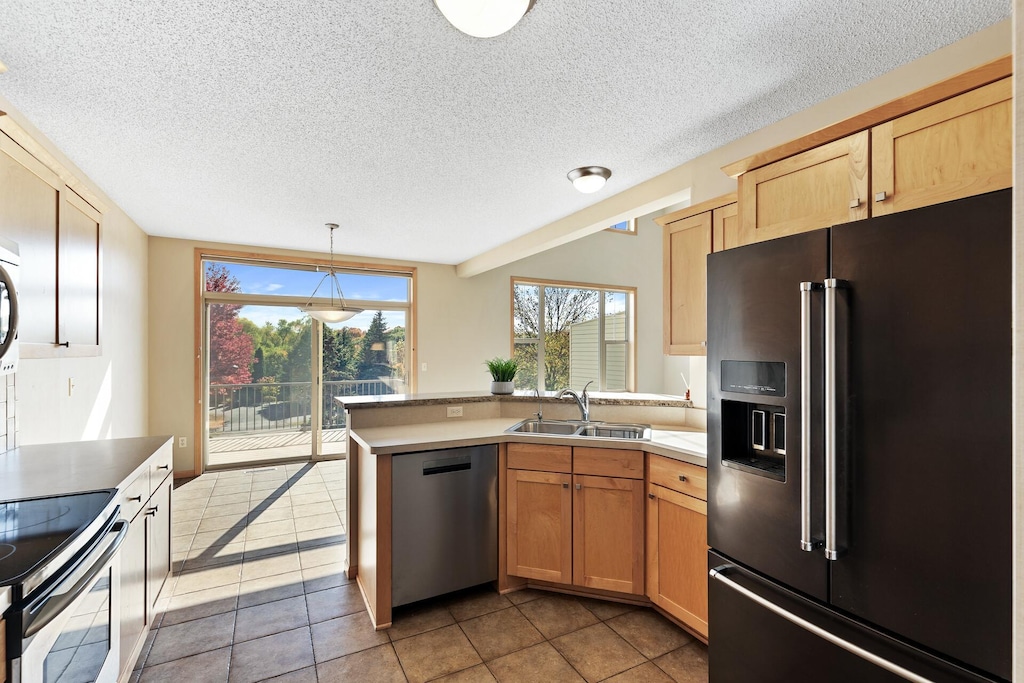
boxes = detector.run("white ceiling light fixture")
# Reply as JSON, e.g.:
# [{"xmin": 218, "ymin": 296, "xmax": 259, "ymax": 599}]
[
  {"xmin": 568, "ymin": 166, "xmax": 612, "ymax": 194},
  {"xmin": 434, "ymin": 0, "xmax": 535, "ymax": 38},
  {"xmin": 301, "ymin": 223, "xmax": 364, "ymax": 324}
]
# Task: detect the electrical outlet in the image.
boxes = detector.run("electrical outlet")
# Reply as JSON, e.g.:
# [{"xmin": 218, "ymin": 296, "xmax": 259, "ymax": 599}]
[
  {"xmin": 446, "ymin": 405, "xmax": 463, "ymax": 418},
  {"xmin": 178, "ymin": 436, "xmax": 187, "ymax": 448},
  {"xmin": 421, "ymin": 362, "xmax": 428, "ymax": 372}
]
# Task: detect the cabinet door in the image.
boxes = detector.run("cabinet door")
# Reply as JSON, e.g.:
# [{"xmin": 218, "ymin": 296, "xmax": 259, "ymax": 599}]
[
  {"xmin": 712, "ymin": 202, "xmax": 738, "ymax": 252},
  {"xmin": 119, "ymin": 513, "xmax": 148, "ymax": 674},
  {"xmin": 573, "ymin": 475, "xmax": 644, "ymax": 595},
  {"xmin": 0, "ymin": 135, "xmax": 59, "ymax": 346},
  {"xmin": 737, "ymin": 131, "xmax": 869, "ymax": 246},
  {"xmin": 507, "ymin": 469, "xmax": 572, "ymax": 583},
  {"xmin": 663, "ymin": 211, "xmax": 711, "ymax": 355},
  {"xmin": 647, "ymin": 484, "xmax": 708, "ymax": 638},
  {"xmin": 872, "ymin": 77, "xmax": 1011, "ymax": 216},
  {"xmin": 146, "ymin": 477, "xmax": 172, "ymax": 617},
  {"xmin": 60, "ymin": 192, "xmax": 101, "ymax": 351}
]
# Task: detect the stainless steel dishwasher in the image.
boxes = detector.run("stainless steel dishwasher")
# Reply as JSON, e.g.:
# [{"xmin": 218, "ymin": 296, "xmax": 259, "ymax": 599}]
[{"xmin": 392, "ymin": 444, "xmax": 497, "ymax": 607}]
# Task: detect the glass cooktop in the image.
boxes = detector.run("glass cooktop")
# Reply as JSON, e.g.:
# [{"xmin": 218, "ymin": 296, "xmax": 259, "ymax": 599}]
[{"xmin": 0, "ymin": 490, "xmax": 117, "ymax": 589}]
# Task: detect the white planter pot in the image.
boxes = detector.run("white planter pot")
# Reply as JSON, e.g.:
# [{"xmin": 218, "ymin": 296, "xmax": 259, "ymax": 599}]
[{"xmin": 490, "ymin": 381, "xmax": 515, "ymax": 395}]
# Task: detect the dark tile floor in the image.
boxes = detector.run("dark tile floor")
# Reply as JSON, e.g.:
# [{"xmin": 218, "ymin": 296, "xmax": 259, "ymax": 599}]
[{"xmin": 133, "ymin": 462, "xmax": 708, "ymax": 682}]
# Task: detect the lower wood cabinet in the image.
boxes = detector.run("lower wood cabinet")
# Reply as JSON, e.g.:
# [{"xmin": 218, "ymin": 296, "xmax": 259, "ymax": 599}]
[
  {"xmin": 147, "ymin": 479, "xmax": 172, "ymax": 617},
  {"xmin": 119, "ymin": 507, "xmax": 148, "ymax": 674},
  {"xmin": 573, "ymin": 475, "xmax": 644, "ymax": 595},
  {"xmin": 646, "ymin": 483, "xmax": 708, "ymax": 640},
  {"xmin": 506, "ymin": 468, "xmax": 572, "ymax": 584},
  {"xmin": 505, "ymin": 445, "xmax": 646, "ymax": 596}
]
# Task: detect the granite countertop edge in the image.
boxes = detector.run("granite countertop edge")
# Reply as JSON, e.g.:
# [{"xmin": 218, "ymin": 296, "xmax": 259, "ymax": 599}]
[
  {"xmin": 338, "ymin": 391, "xmax": 694, "ymax": 410},
  {"xmin": 349, "ymin": 418, "xmax": 707, "ymax": 467}
]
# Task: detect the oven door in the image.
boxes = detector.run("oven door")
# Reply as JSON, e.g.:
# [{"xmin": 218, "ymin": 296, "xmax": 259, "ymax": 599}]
[{"xmin": 13, "ymin": 519, "xmax": 127, "ymax": 683}]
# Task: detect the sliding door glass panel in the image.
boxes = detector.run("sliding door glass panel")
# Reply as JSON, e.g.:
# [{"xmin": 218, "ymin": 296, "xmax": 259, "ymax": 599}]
[{"xmin": 207, "ymin": 303, "xmax": 314, "ymax": 468}]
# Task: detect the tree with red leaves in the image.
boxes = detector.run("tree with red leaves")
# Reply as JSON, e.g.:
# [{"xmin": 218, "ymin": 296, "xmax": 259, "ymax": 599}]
[{"xmin": 206, "ymin": 264, "xmax": 254, "ymax": 387}]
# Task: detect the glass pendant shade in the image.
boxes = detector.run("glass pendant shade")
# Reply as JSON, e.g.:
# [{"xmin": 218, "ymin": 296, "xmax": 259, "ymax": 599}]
[{"xmin": 434, "ymin": 0, "xmax": 532, "ymax": 38}]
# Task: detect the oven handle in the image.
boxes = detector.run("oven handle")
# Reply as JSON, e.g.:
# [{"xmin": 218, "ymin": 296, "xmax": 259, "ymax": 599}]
[{"xmin": 23, "ymin": 518, "xmax": 128, "ymax": 638}]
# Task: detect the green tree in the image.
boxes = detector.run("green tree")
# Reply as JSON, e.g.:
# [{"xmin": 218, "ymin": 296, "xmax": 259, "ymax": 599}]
[{"xmin": 357, "ymin": 311, "xmax": 391, "ymax": 380}]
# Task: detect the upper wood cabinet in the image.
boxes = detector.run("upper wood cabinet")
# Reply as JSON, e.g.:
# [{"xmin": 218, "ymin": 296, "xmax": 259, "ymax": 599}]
[
  {"xmin": 726, "ymin": 58, "xmax": 1012, "ymax": 247},
  {"xmin": 0, "ymin": 120, "xmax": 103, "ymax": 357},
  {"xmin": 737, "ymin": 131, "xmax": 869, "ymax": 246},
  {"xmin": 871, "ymin": 77, "xmax": 1011, "ymax": 216},
  {"xmin": 657, "ymin": 194, "xmax": 736, "ymax": 356}
]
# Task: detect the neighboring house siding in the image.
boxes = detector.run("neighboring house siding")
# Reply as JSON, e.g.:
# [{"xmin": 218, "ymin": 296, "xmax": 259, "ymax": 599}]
[{"xmin": 569, "ymin": 312, "xmax": 626, "ymax": 391}]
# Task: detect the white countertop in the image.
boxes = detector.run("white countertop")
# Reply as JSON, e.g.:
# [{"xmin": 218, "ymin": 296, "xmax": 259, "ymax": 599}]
[{"xmin": 350, "ymin": 417, "xmax": 707, "ymax": 466}]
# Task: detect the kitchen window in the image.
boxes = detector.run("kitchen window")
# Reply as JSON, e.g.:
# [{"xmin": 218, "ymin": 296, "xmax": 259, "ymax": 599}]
[
  {"xmin": 512, "ymin": 278, "xmax": 635, "ymax": 393},
  {"xmin": 606, "ymin": 218, "xmax": 636, "ymax": 234}
]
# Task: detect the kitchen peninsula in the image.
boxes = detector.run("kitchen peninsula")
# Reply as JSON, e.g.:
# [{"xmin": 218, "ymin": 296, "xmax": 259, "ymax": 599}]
[{"xmin": 340, "ymin": 391, "xmax": 710, "ymax": 641}]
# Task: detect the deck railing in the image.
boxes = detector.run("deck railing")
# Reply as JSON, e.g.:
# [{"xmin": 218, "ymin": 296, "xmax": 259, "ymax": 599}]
[{"xmin": 208, "ymin": 379, "xmax": 396, "ymax": 435}]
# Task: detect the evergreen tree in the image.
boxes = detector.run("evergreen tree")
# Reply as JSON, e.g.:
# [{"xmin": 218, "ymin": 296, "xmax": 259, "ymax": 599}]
[{"xmin": 357, "ymin": 311, "xmax": 391, "ymax": 380}]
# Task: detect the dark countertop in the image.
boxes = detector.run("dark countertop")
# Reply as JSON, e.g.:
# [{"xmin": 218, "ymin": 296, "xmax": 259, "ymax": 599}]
[
  {"xmin": 0, "ymin": 435, "xmax": 172, "ymax": 501},
  {"xmin": 338, "ymin": 390, "xmax": 694, "ymax": 410}
]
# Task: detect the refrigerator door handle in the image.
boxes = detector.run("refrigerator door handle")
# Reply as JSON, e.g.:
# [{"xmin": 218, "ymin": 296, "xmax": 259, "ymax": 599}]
[
  {"xmin": 824, "ymin": 278, "xmax": 846, "ymax": 561},
  {"xmin": 799, "ymin": 282, "xmax": 821, "ymax": 552},
  {"xmin": 709, "ymin": 566, "xmax": 933, "ymax": 683}
]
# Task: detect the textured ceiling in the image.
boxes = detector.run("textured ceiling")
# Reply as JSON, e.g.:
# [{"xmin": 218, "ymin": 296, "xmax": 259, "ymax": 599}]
[{"xmin": 0, "ymin": 1, "xmax": 1011, "ymax": 265}]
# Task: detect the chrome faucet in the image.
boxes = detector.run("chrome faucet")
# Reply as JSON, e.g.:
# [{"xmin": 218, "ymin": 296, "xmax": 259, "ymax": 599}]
[
  {"xmin": 557, "ymin": 381, "xmax": 593, "ymax": 422},
  {"xmin": 533, "ymin": 387, "xmax": 543, "ymax": 421}
]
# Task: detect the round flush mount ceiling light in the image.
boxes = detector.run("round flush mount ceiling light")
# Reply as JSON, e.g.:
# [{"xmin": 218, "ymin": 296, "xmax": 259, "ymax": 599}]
[
  {"xmin": 567, "ymin": 166, "xmax": 612, "ymax": 194},
  {"xmin": 434, "ymin": 0, "xmax": 535, "ymax": 38}
]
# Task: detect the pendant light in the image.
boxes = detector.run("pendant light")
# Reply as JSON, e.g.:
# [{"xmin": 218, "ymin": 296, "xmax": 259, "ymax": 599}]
[
  {"xmin": 434, "ymin": 0, "xmax": 535, "ymax": 38},
  {"xmin": 301, "ymin": 223, "xmax": 363, "ymax": 324},
  {"xmin": 568, "ymin": 166, "xmax": 611, "ymax": 193}
]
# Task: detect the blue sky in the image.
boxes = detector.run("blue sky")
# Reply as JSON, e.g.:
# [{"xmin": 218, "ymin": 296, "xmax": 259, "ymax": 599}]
[{"xmin": 210, "ymin": 261, "xmax": 410, "ymax": 330}]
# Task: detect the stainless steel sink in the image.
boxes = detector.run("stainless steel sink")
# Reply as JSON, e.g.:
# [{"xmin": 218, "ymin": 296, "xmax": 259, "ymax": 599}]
[
  {"xmin": 507, "ymin": 420, "xmax": 579, "ymax": 435},
  {"xmin": 505, "ymin": 419, "xmax": 651, "ymax": 441},
  {"xmin": 577, "ymin": 424, "xmax": 652, "ymax": 440}
]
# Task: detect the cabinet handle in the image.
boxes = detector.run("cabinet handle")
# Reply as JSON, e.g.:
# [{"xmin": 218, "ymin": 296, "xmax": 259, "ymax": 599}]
[
  {"xmin": 57, "ymin": 341, "xmax": 70, "ymax": 348},
  {"xmin": 575, "ymin": 483, "xmax": 582, "ymax": 490},
  {"xmin": 648, "ymin": 493, "xmax": 656, "ymax": 500},
  {"xmin": 874, "ymin": 191, "xmax": 887, "ymax": 203},
  {"xmin": 127, "ymin": 495, "xmax": 142, "ymax": 502},
  {"xmin": 849, "ymin": 198, "xmax": 862, "ymax": 209},
  {"xmin": 562, "ymin": 483, "xmax": 568, "ymax": 489},
  {"xmin": 157, "ymin": 464, "xmax": 170, "ymax": 470},
  {"xmin": 678, "ymin": 475, "xmax": 687, "ymax": 483},
  {"xmin": 146, "ymin": 508, "xmax": 157, "ymax": 517}
]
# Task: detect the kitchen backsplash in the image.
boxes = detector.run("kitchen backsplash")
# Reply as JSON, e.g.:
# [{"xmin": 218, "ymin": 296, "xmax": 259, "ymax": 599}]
[{"xmin": 0, "ymin": 373, "xmax": 17, "ymax": 451}]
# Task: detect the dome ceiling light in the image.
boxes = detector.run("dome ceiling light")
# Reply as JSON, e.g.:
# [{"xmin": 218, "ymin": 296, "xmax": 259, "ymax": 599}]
[
  {"xmin": 433, "ymin": 0, "xmax": 536, "ymax": 39},
  {"xmin": 301, "ymin": 223, "xmax": 364, "ymax": 324},
  {"xmin": 568, "ymin": 166, "xmax": 612, "ymax": 194}
]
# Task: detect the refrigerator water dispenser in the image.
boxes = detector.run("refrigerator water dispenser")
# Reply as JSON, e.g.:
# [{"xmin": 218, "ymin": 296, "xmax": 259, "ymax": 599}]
[{"xmin": 722, "ymin": 400, "xmax": 786, "ymax": 481}]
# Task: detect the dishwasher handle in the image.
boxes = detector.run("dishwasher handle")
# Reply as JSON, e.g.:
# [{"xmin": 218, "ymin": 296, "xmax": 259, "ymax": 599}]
[{"xmin": 423, "ymin": 455, "xmax": 472, "ymax": 476}]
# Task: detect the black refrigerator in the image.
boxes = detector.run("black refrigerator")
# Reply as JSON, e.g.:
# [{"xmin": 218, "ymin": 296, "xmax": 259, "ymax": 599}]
[{"xmin": 706, "ymin": 189, "xmax": 1012, "ymax": 682}]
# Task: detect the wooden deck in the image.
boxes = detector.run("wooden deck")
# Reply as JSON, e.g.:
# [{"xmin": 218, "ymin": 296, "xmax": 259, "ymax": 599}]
[{"xmin": 208, "ymin": 429, "xmax": 347, "ymax": 468}]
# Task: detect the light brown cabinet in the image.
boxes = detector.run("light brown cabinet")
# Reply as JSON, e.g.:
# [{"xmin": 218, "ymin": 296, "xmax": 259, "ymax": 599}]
[
  {"xmin": 656, "ymin": 194, "xmax": 737, "ymax": 356},
  {"xmin": 0, "ymin": 122, "xmax": 102, "ymax": 357},
  {"xmin": 646, "ymin": 454, "xmax": 708, "ymax": 640},
  {"xmin": 506, "ymin": 468, "xmax": 573, "ymax": 583},
  {"xmin": 731, "ymin": 72, "xmax": 1012, "ymax": 247},
  {"xmin": 506, "ymin": 444, "xmax": 645, "ymax": 595}
]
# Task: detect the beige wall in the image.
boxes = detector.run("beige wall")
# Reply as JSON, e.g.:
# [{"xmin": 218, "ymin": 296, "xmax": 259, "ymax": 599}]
[{"xmin": 0, "ymin": 97, "xmax": 150, "ymax": 446}]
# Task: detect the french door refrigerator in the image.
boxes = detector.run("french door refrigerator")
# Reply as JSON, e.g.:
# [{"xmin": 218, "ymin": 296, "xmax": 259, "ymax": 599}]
[{"xmin": 706, "ymin": 189, "xmax": 1011, "ymax": 682}]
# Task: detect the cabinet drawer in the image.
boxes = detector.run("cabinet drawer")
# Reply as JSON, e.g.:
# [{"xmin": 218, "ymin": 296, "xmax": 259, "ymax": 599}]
[
  {"xmin": 507, "ymin": 443, "xmax": 572, "ymax": 473},
  {"xmin": 121, "ymin": 470, "xmax": 149, "ymax": 521},
  {"xmin": 573, "ymin": 447, "xmax": 643, "ymax": 479},
  {"xmin": 149, "ymin": 443, "xmax": 173, "ymax": 492},
  {"xmin": 648, "ymin": 454, "xmax": 707, "ymax": 501}
]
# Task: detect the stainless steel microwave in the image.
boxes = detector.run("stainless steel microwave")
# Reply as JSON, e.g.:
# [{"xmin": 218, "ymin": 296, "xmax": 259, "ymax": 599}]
[{"xmin": 0, "ymin": 236, "xmax": 20, "ymax": 375}]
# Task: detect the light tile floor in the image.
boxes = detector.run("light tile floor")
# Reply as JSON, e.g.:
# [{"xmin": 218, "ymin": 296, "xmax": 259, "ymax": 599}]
[{"xmin": 134, "ymin": 461, "xmax": 708, "ymax": 683}]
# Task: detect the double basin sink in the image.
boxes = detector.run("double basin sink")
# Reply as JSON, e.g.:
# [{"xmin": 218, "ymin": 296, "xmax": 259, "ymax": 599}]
[{"xmin": 506, "ymin": 419, "xmax": 652, "ymax": 441}]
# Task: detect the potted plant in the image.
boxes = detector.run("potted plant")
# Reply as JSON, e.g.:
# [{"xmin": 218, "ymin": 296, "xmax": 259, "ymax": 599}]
[{"xmin": 485, "ymin": 357, "xmax": 517, "ymax": 395}]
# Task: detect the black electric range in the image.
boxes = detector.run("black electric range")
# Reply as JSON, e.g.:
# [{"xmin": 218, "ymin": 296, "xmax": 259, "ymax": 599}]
[{"xmin": 0, "ymin": 489, "xmax": 119, "ymax": 601}]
